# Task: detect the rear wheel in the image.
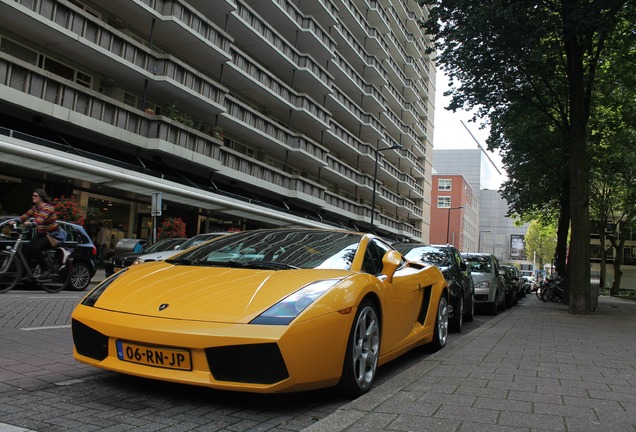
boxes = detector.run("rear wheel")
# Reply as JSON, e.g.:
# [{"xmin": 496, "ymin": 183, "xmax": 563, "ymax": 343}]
[
  {"xmin": 39, "ymin": 269, "xmax": 70, "ymax": 293},
  {"xmin": 464, "ymin": 293, "xmax": 474, "ymax": 323},
  {"xmin": 449, "ymin": 294, "xmax": 463, "ymax": 333},
  {"xmin": 338, "ymin": 299, "xmax": 380, "ymax": 398},
  {"xmin": 429, "ymin": 294, "xmax": 449, "ymax": 351},
  {"xmin": 66, "ymin": 261, "xmax": 92, "ymax": 291},
  {"xmin": 0, "ymin": 254, "xmax": 22, "ymax": 293}
]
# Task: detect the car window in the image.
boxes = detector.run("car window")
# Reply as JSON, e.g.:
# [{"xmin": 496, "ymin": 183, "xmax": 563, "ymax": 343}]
[
  {"xmin": 463, "ymin": 255, "xmax": 492, "ymax": 273},
  {"xmin": 361, "ymin": 239, "xmax": 391, "ymax": 275},
  {"xmin": 402, "ymin": 246, "xmax": 451, "ymax": 267},
  {"xmin": 174, "ymin": 230, "xmax": 361, "ymax": 270}
]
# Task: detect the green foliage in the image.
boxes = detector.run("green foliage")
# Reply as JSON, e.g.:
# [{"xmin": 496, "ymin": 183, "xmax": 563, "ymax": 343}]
[
  {"xmin": 421, "ymin": 0, "xmax": 634, "ymax": 313},
  {"xmin": 524, "ymin": 220, "xmax": 558, "ymax": 271}
]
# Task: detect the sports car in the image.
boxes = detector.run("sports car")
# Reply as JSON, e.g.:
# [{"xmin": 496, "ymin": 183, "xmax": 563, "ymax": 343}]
[{"xmin": 72, "ymin": 228, "xmax": 448, "ymax": 396}]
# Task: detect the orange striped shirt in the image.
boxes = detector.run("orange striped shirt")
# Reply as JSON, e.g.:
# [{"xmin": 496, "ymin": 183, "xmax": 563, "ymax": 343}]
[{"xmin": 19, "ymin": 203, "xmax": 59, "ymax": 234}]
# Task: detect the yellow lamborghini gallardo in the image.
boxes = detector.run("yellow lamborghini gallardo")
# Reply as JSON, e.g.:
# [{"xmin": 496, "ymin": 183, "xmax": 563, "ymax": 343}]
[{"xmin": 72, "ymin": 228, "xmax": 448, "ymax": 396}]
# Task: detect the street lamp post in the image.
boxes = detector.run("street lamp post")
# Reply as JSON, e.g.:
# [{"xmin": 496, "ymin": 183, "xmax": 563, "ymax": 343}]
[
  {"xmin": 446, "ymin": 205, "xmax": 464, "ymax": 245},
  {"xmin": 370, "ymin": 143, "xmax": 403, "ymax": 231}
]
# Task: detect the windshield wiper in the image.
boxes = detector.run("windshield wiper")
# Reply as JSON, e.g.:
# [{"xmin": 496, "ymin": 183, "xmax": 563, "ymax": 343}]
[
  {"xmin": 165, "ymin": 258, "xmax": 192, "ymax": 265},
  {"xmin": 231, "ymin": 260, "xmax": 299, "ymax": 270}
]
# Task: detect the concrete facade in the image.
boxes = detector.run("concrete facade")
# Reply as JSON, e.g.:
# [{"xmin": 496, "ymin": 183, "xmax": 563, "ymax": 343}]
[{"xmin": 0, "ymin": 0, "xmax": 435, "ymax": 243}]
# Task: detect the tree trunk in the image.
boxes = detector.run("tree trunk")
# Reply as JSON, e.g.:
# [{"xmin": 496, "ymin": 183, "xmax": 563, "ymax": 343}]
[
  {"xmin": 610, "ymin": 226, "xmax": 626, "ymax": 295},
  {"xmin": 563, "ymin": 0, "xmax": 591, "ymax": 314},
  {"xmin": 557, "ymin": 191, "xmax": 570, "ymax": 303},
  {"xmin": 598, "ymin": 223, "xmax": 607, "ymax": 294}
]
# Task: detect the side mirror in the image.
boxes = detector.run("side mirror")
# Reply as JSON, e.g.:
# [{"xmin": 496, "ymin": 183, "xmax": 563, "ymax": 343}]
[
  {"xmin": 460, "ymin": 261, "xmax": 467, "ymax": 271},
  {"xmin": 382, "ymin": 250, "xmax": 402, "ymax": 283}
]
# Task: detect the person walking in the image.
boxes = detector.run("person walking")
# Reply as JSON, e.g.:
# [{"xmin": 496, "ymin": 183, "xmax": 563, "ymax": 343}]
[{"xmin": 17, "ymin": 188, "xmax": 59, "ymax": 279}]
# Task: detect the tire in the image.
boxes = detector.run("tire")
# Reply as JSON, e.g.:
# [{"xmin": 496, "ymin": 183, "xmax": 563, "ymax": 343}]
[
  {"xmin": 449, "ymin": 294, "xmax": 463, "ymax": 333},
  {"xmin": 429, "ymin": 294, "xmax": 449, "ymax": 351},
  {"xmin": 464, "ymin": 293, "xmax": 474, "ymax": 323},
  {"xmin": 338, "ymin": 299, "xmax": 380, "ymax": 398},
  {"xmin": 0, "ymin": 254, "xmax": 22, "ymax": 294},
  {"xmin": 488, "ymin": 293, "xmax": 498, "ymax": 316},
  {"xmin": 497, "ymin": 289, "xmax": 506, "ymax": 311},
  {"xmin": 40, "ymin": 268, "xmax": 70, "ymax": 293},
  {"xmin": 66, "ymin": 261, "xmax": 92, "ymax": 291},
  {"xmin": 505, "ymin": 289, "xmax": 513, "ymax": 308}
]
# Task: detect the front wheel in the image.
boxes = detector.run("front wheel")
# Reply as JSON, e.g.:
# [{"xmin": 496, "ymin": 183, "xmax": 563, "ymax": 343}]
[
  {"xmin": 429, "ymin": 294, "xmax": 449, "ymax": 351},
  {"xmin": 338, "ymin": 299, "xmax": 380, "ymax": 398},
  {"xmin": 0, "ymin": 254, "xmax": 22, "ymax": 293}
]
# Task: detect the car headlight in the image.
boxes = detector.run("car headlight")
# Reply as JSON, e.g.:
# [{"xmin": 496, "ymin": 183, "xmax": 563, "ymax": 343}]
[
  {"xmin": 475, "ymin": 281, "xmax": 490, "ymax": 289},
  {"xmin": 81, "ymin": 268, "xmax": 128, "ymax": 307},
  {"xmin": 250, "ymin": 279, "xmax": 340, "ymax": 325}
]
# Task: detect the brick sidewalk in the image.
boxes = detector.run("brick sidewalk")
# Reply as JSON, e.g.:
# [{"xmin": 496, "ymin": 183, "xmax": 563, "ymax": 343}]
[{"xmin": 306, "ymin": 295, "xmax": 636, "ymax": 432}]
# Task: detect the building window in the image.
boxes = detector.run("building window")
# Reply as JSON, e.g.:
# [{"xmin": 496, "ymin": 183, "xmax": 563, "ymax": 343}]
[
  {"xmin": 437, "ymin": 196, "xmax": 451, "ymax": 208},
  {"xmin": 438, "ymin": 179, "xmax": 452, "ymax": 191}
]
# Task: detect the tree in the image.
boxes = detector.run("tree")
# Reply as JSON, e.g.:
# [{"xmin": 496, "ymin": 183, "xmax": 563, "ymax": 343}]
[
  {"xmin": 422, "ymin": 0, "xmax": 634, "ymax": 313},
  {"xmin": 524, "ymin": 221, "xmax": 558, "ymax": 276}
]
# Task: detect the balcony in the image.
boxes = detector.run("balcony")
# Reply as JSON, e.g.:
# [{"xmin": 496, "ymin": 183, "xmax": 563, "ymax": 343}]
[
  {"xmin": 3, "ymin": 0, "xmax": 227, "ymax": 116},
  {"xmin": 292, "ymin": 0, "xmax": 338, "ymax": 29},
  {"xmin": 246, "ymin": 0, "xmax": 336, "ymax": 65},
  {"xmin": 225, "ymin": 48, "xmax": 330, "ymax": 139},
  {"xmin": 231, "ymin": 2, "xmax": 332, "ymax": 99},
  {"xmin": 328, "ymin": 53, "xmax": 385, "ymax": 114},
  {"xmin": 326, "ymin": 88, "xmax": 384, "ymax": 142},
  {"xmin": 330, "ymin": 22, "xmax": 388, "ymax": 87},
  {"xmin": 220, "ymin": 96, "xmax": 328, "ymax": 171},
  {"xmin": 101, "ymin": 0, "xmax": 232, "ymax": 75}
]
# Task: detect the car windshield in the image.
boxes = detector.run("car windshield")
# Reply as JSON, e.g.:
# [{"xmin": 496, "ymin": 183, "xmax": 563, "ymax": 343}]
[
  {"xmin": 144, "ymin": 238, "xmax": 185, "ymax": 253},
  {"xmin": 166, "ymin": 229, "xmax": 361, "ymax": 270},
  {"xmin": 463, "ymin": 255, "xmax": 492, "ymax": 273},
  {"xmin": 400, "ymin": 246, "xmax": 452, "ymax": 267}
]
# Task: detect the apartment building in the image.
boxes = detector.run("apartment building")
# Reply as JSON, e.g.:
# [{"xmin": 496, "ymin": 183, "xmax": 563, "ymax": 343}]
[
  {"xmin": 0, "ymin": 0, "xmax": 434, "ymax": 244},
  {"xmin": 430, "ymin": 174, "xmax": 477, "ymax": 251}
]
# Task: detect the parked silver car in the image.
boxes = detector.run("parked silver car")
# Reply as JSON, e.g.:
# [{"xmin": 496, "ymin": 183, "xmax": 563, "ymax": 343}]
[{"xmin": 461, "ymin": 253, "xmax": 506, "ymax": 315}]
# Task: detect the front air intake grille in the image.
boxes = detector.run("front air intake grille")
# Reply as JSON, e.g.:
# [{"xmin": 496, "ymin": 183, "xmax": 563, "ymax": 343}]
[
  {"xmin": 205, "ymin": 343, "xmax": 289, "ymax": 384},
  {"xmin": 72, "ymin": 319, "xmax": 108, "ymax": 360}
]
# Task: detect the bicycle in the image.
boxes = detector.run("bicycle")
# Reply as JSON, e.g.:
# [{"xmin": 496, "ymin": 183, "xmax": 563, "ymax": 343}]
[
  {"xmin": 537, "ymin": 275, "xmax": 564, "ymax": 303},
  {"xmin": 0, "ymin": 222, "xmax": 71, "ymax": 293}
]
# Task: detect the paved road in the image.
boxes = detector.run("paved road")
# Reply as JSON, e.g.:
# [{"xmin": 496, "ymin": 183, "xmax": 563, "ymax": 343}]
[{"xmin": 0, "ymin": 285, "xmax": 496, "ymax": 432}]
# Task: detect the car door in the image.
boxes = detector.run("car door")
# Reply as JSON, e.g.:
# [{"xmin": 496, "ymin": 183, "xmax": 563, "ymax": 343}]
[{"xmin": 362, "ymin": 240, "xmax": 425, "ymax": 353}]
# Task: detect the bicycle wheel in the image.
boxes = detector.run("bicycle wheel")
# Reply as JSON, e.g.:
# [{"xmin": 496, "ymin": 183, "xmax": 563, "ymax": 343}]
[
  {"xmin": 0, "ymin": 253, "xmax": 22, "ymax": 293},
  {"xmin": 39, "ymin": 268, "xmax": 70, "ymax": 293},
  {"xmin": 540, "ymin": 284, "xmax": 550, "ymax": 302}
]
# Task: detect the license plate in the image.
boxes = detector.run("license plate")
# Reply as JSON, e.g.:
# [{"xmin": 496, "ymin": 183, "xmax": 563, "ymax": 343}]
[{"xmin": 116, "ymin": 340, "xmax": 192, "ymax": 370}]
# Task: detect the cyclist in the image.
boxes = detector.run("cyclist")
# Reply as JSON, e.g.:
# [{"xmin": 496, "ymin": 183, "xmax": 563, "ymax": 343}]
[{"xmin": 15, "ymin": 188, "xmax": 59, "ymax": 279}]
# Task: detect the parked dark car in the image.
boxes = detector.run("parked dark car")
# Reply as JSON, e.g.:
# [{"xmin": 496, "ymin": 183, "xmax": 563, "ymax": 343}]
[
  {"xmin": 105, "ymin": 237, "xmax": 187, "ymax": 277},
  {"xmin": 0, "ymin": 216, "xmax": 97, "ymax": 291},
  {"xmin": 500, "ymin": 265, "xmax": 521, "ymax": 308},
  {"xmin": 462, "ymin": 253, "xmax": 506, "ymax": 315},
  {"xmin": 394, "ymin": 243, "xmax": 474, "ymax": 333}
]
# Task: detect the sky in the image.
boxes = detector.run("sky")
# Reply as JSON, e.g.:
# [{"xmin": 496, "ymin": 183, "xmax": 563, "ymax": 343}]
[{"xmin": 433, "ymin": 69, "xmax": 507, "ymax": 188}]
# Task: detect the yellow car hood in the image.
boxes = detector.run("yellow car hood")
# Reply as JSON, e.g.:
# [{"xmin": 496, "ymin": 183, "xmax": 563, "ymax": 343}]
[{"xmin": 93, "ymin": 262, "xmax": 351, "ymax": 323}]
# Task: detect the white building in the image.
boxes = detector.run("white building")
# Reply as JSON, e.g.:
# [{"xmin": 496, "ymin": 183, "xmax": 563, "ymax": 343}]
[{"xmin": 0, "ymin": 0, "xmax": 435, "ymax": 242}]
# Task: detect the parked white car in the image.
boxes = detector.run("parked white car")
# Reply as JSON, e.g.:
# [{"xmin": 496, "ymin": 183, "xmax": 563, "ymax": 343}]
[{"xmin": 133, "ymin": 232, "xmax": 227, "ymax": 265}]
